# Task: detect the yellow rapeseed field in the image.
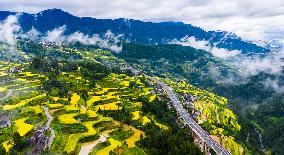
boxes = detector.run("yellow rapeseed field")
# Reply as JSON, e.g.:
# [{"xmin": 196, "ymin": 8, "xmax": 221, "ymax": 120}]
[
  {"xmin": 64, "ymin": 121, "xmax": 98, "ymax": 153},
  {"xmin": 2, "ymin": 140, "xmax": 14, "ymax": 153},
  {"xmin": 58, "ymin": 113, "xmax": 79, "ymax": 124},
  {"xmin": 86, "ymin": 96, "xmax": 101, "ymax": 107},
  {"xmin": 64, "ymin": 117, "xmax": 112, "ymax": 153},
  {"xmin": 0, "ymin": 71, "xmax": 8, "ymax": 77},
  {"xmin": 132, "ymin": 111, "xmax": 140, "ymax": 120},
  {"xmin": 154, "ymin": 121, "xmax": 169, "ymax": 130},
  {"xmin": 53, "ymin": 97, "xmax": 60, "ymax": 101},
  {"xmin": 0, "ymin": 87, "xmax": 6, "ymax": 92},
  {"xmin": 125, "ymin": 128, "xmax": 143, "ymax": 148},
  {"xmin": 14, "ymin": 118, "xmax": 34, "ymax": 136},
  {"xmin": 31, "ymin": 105, "xmax": 43, "ymax": 114},
  {"xmin": 134, "ymin": 102, "xmax": 142, "ymax": 107},
  {"xmin": 3, "ymin": 94, "xmax": 46, "ymax": 110},
  {"xmin": 96, "ymin": 102, "xmax": 120, "ymax": 111},
  {"xmin": 142, "ymin": 116, "xmax": 151, "ymax": 125},
  {"xmin": 24, "ymin": 72, "xmax": 38, "ymax": 77},
  {"xmin": 149, "ymin": 95, "xmax": 156, "ymax": 102},
  {"xmin": 49, "ymin": 103, "xmax": 64, "ymax": 109},
  {"xmin": 96, "ymin": 88, "xmax": 110, "ymax": 95},
  {"xmin": 87, "ymin": 110, "xmax": 97, "ymax": 117},
  {"xmin": 96, "ymin": 138, "xmax": 122, "ymax": 155},
  {"xmin": 70, "ymin": 93, "xmax": 80, "ymax": 106}
]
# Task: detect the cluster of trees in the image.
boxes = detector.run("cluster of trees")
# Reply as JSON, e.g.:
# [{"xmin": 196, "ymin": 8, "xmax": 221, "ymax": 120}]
[
  {"xmin": 139, "ymin": 95, "xmax": 203, "ymax": 154},
  {"xmin": 139, "ymin": 123, "xmax": 203, "ymax": 155},
  {"xmin": 254, "ymin": 95, "xmax": 284, "ymax": 154}
]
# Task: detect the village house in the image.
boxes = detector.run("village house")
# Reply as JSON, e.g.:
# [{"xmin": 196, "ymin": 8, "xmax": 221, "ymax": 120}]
[
  {"xmin": 29, "ymin": 127, "xmax": 50, "ymax": 153},
  {"xmin": 0, "ymin": 115, "xmax": 11, "ymax": 129},
  {"xmin": 9, "ymin": 66, "xmax": 23, "ymax": 74}
]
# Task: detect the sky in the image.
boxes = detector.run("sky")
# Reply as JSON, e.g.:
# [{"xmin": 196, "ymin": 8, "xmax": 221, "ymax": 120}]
[{"xmin": 0, "ymin": 0, "xmax": 284, "ymax": 42}]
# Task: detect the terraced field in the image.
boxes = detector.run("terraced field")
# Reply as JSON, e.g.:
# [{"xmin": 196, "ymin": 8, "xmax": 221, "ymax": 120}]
[
  {"xmin": 0, "ymin": 59, "xmax": 168, "ymax": 154},
  {"xmin": 0, "ymin": 61, "xmax": 48, "ymax": 153},
  {"xmin": 1, "ymin": 44, "xmax": 236, "ymax": 154}
]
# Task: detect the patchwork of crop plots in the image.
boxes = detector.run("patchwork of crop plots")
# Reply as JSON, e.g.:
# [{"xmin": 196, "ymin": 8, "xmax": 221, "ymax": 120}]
[
  {"xmin": 0, "ymin": 61, "xmax": 48, "ymax": 153},
  {"xmin": 0, "ymin": 60, "xmax": 168, "ymax": 154}
]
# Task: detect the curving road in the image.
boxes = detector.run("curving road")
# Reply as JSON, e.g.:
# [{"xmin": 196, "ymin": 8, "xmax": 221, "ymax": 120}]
[
  {"xmin": 42, "ymin": 106, "xmax": 55, "ymax": 150},
  {"xmin": 78, "ymin": 134, "xmax": 108, "ymax": 155},
  {"xmin": 148, "ymin": 76, "xmax": 231, "ymax": 155}
]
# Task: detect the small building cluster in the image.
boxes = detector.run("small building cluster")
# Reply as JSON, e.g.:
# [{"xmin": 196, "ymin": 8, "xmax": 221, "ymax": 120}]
[
  {"xmin": 40, "ymin": 41, "xmax": 59, "ymax": 49},
  {"xmin": 0, "ymin": 115, "xmax": 11, "ymax": 129},
  {"xmin": 119, "ymin": 65, "xmax": 140, "ymax": 76},
  {"xmin": 180, "ymin": 93, "xmax": 202, "ymax": 121},
  {"xmin": 146, "ymin": 80, "xmax": 163, "ymax": 93},
  {"xmin": 9, "ymin": 66, "xmax": 23, "ymax": 74},
  {"xmin": 29, "ymin": 127, "xmax": 50, "ymax": 153}
]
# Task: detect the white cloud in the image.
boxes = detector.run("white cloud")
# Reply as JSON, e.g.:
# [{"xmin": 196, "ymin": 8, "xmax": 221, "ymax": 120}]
[
  {"xmin": 173, "ymin": 36, "xmax": 210, "ymax": 51},
  {"xmin": 264, "ymin": 78, "xmax": 284, "ymax": 93},
  {"xmin": 44, "ymin": 26, "xmax": 66, "ymax": 43},
  {"xmin": 220, "ymin": 46, "xmax": 284, "ymax": 92},
  {"xmin": 211, "ymin": 48, "xmax": 241, "ymax": 58},
  {"xmin": 171, "ymin": 36, "xmax": 241, "ymax": 58},
  {"xmin": 171, "ymin": 35, "xmax": 284, "ymax": 93},
  {"xmin": 0, "ymin": 14, "xmax": 122, "ymax": 53},
  {"xmin": 42, "ymin": 26, "xmax": 123, "ymax": 53},
  {"xmin": 67, "ymin": 30, "xmax": 123, "ymax": 53},
  {"xmin": 21, "ymin": 27, "xmax": 41, "ymax": 40},
  {"xmin": 0, "ymin": 0, "xmax": 284, "ymax": 41},
  {"xmin": 233, "ymin": 49, "xmax": 284, "ymax": 77},
  {"xmin": 0, "ymin": 15, "xmax": 20, "ymax": 46}
]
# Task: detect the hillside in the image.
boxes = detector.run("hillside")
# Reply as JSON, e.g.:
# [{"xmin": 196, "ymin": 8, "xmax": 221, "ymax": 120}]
[
  {"xmin": 0, "ymin": 8, "xmax": 282, "ymax": 155},
  {"xmin": 0, "ymin": 40, "xmax": 245, "ymax": 154},
  {"xmin": 117, "ymin": 41, "xmax": 284, "ymax": 154},
  {"xmin": 118, "ymin": 42, "xmax": 237, "ymax": 89}
]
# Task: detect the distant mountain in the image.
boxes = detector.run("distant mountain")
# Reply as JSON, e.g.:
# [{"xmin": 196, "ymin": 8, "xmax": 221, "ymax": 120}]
[
  {"xmin": 0, "ymin": 8, "xmax": 269, "ymax": 54},
  {"xmin": 252, "ymin": 39, "xmax": 283, "ymax": 51}
]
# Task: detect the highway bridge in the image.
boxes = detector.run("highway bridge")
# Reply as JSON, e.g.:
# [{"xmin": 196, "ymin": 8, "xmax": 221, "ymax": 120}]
[{"xmin": 149, "ymin": 76, "xmax": 231, "ymax": 155}]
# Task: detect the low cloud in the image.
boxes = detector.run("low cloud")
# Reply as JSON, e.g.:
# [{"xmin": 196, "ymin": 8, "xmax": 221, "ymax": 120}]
[
  {"xmin": 0, "ymin": 15, "xmax": 20, "ymax": 46},
  {"xmin": 264, "ymin": 78, "xmax": 284, "ymax": 93},
  {"xmin": 171, "ymin": 35, "xmax": 284, "ymax": 93},
  {"xmin": 67, "ymin": 30, "xmax": 123, "ymax": 53},
  {"xmin": 0, "ymin": 15, "xmax": 123, "ymax": 53},
  {"xmin": 234, "ymin": 48, "xmax": 284, "ymax": 93},
  {"xmin": 233, "ymin": 49, "xmax": 284, "ymax": 77},
  {"xmin": 171, "ymin": 36, "xmax": 241, "ymax": 58},
  {"xmin": 44, "ymin": 26, "xmax": 66, "ymax": 43},
  {"xmin": 43, "ymin": 26, "xmax": 123, "ymax": 53},
  {"xmin": 0, "ymin": 14, "xmax": 123, "ymax": 53},
  {"xmin": 21, "ymin": 27, "xmax": 41, "ymax": 40}
]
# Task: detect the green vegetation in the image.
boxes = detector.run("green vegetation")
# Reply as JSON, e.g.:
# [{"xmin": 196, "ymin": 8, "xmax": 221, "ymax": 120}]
[
  {"xmin": 0, "ymin": 42, "xmax": 202, "ymax": 154},
  {"xmin": 117, "ymin": 42, "xmax": 284, "ymax": 154},
  {"xmin": 118, "ymin": 43, "xmax": 236, "ymax": 88},
  {"xmin": 161, "ymin": 78, "xmax": 247, "ymax": 154}
]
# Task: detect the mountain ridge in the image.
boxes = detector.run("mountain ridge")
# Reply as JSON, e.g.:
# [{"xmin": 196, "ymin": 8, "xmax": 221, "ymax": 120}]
[{"xmin": 0, "ymin": 8, "xmax": 269, "ymax": 54}]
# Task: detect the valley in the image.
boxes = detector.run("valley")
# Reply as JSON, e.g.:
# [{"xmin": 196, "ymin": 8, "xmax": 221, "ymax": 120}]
[
  {"xmin": 0, "ymin": 42, "xmax": 246, "ymax": 154},
  {"xmin": 0, "ymin": 7, "xmax": 283, "ymax": 155}
]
